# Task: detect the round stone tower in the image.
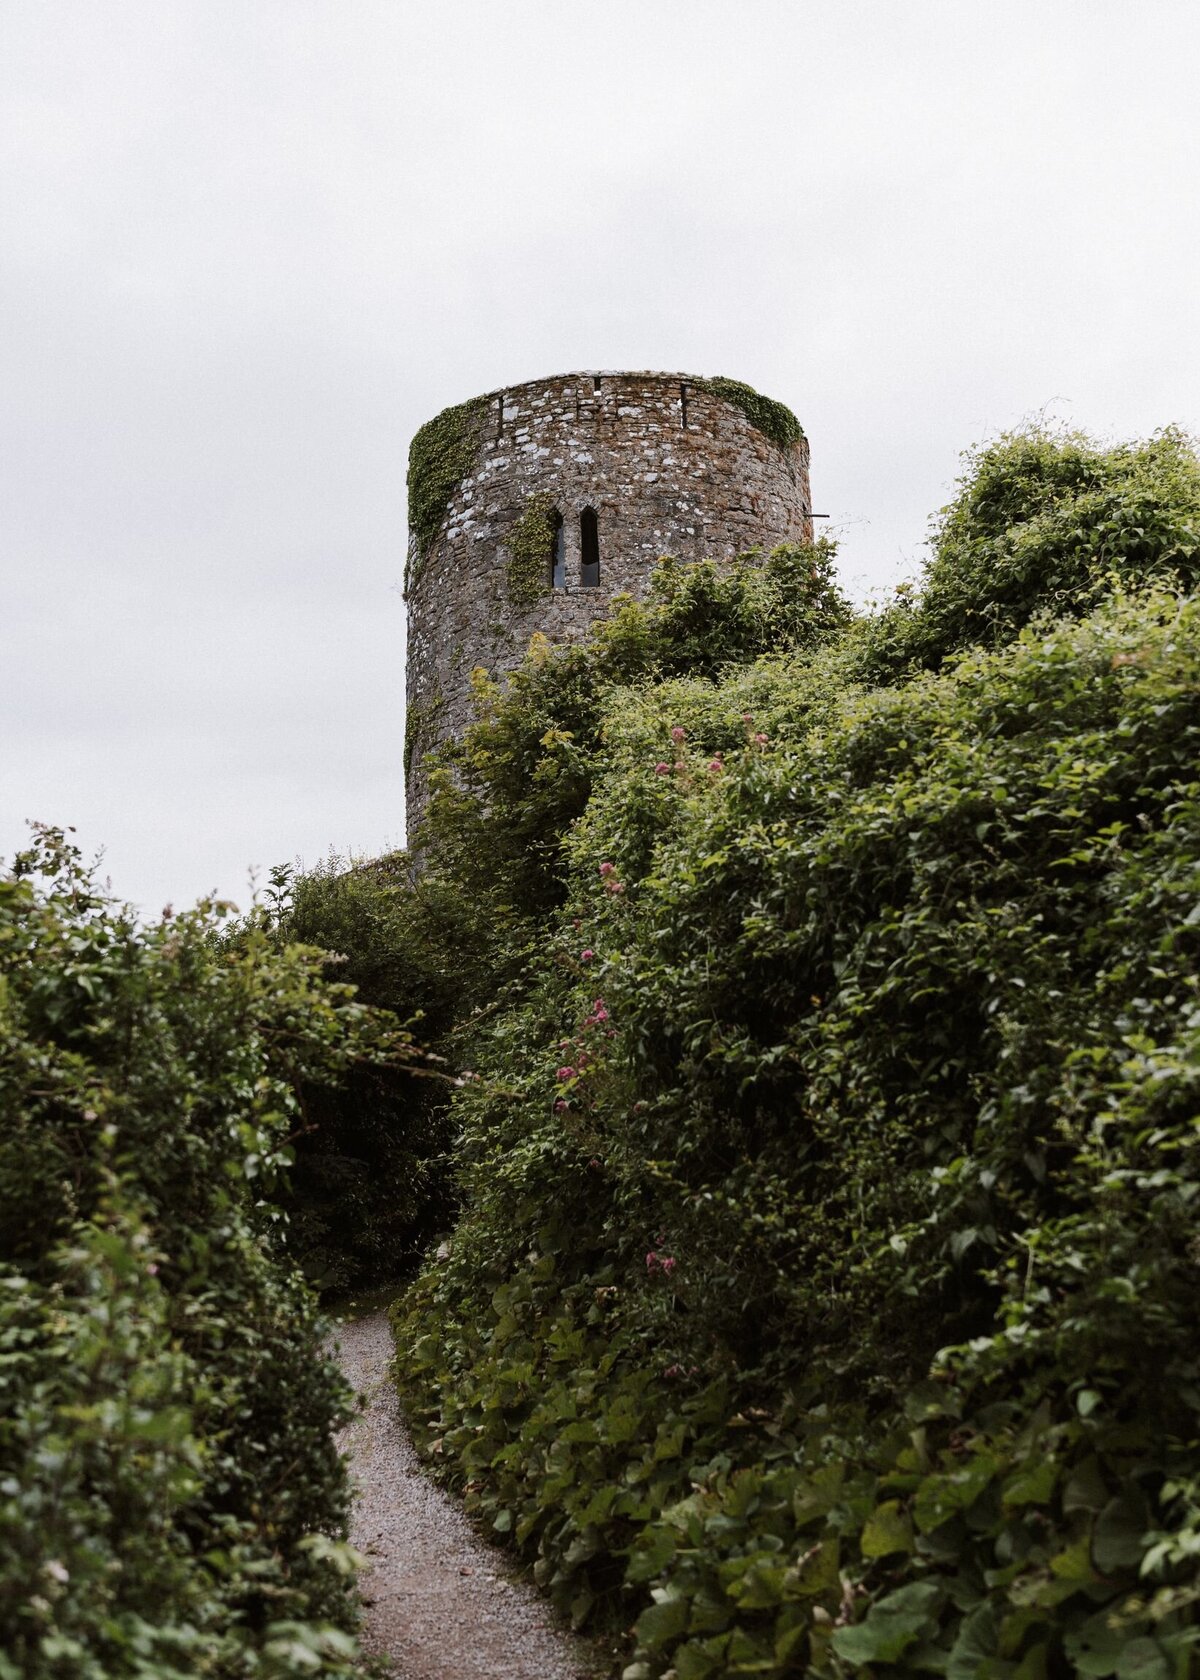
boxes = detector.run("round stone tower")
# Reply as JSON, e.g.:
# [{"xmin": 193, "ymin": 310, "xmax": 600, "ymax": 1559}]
[{"xmin": 404, "ymin": 370, "xmax": 812, "ymax": 833}]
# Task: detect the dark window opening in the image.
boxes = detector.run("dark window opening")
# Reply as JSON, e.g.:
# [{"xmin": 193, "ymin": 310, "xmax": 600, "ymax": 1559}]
[
  {"xmin": 550, "ymin": 510, "xmax": 566, "ymax": 589},
  {"xmin": 592, "ymin": 375, "xmax": 602, "ymax": 392},
  {"xmin": 580, "ymin": 507, "xmax": 600, "ymax": 588},
  {"xmin": 496, "ymin": 393, "xmax": 504, "ymax": 437},
  {"xmin": 680, "ymin": 382, "xmax": 688, "ymax": 428}
]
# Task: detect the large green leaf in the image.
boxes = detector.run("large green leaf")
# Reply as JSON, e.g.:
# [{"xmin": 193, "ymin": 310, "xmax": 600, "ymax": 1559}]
[{"xmin": 831, "ymin": 1582, "xmax": 943, "ymax": 1665}]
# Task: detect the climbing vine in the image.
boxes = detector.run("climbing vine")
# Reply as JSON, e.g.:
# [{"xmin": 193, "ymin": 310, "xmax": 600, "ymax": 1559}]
[
  {"xmin": 403, "ymin": 690, "xmax": 443, "ymax": 781},
  {"xmin": 698, "ymin": 375, "xmax": 803, "ymax": 450},
  {"xmin": 505, "ymin": 492, "xmax": 557, "ymax": 608},
  {"xmin": 406, "ymin": 395, "xmax": 487, "ymax": 585}
]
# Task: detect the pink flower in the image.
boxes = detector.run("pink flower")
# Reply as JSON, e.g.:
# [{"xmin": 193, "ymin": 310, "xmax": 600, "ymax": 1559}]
[
  {"xmin": 554, "ymin": 1099, "xmax": 568, "ymax": 1113},
  {"xmin": 605, "ymin": 879, "xmax": 625, "ymax": 894},
  {"xmin": 654, "ymin": 761, "xmax": 671, "ymax": 776},
  {"xmin": 598, "ymin": 861, "xmax": 615, "ymax": 877},
  {"xmin": 742, "ymin": 713, "xmax": 754, "ymax": 724},
  {"xmin": 580, "ymin": 948, "xmax": 594, "ymax": 963},
  {"xmin": 592, "ymin": 1003, "xmax": 609, "ymax": 1022},
  {"xmin": 146, "ymin": 1263, "xmax": 159, "ymax": 1275},
  {"xmin": 708, "ymin": 757, "xmax": 724, "ymax": 774},
  {"xmin": 661, "ymin": 1255, "xmax": 677, "ymax": 1275},
  {"xmin": 753, "ymin": 732, "xmax": 769, "ymax": 746},
  {"xmin": 646, "ymin": 1251, "xmax": 659, "ymax": 1271},
  {"xmin": 556, "ymin": 1066, "xmax": 576, "ymax": 1081},
  {"xmin": 670, "ymin": 726, "xmax": 686, "ymax": 743}
]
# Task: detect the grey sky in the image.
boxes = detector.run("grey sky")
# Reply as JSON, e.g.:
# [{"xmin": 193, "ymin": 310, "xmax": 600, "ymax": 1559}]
[{"xmin": 3, "ymin": 1, "xmax": 1198, "ymax": 912}]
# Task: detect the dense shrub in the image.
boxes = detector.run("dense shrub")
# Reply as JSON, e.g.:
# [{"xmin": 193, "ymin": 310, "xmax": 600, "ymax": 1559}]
[
  {"xmin": 860, "ymin": 426, "xmax": 1200, "ymax": 678},
  {"xmin": 264, "ymin": 854, "xmax": 468, "ymax": 1291},
  {"xmin": 390, "ymin": 432, "xmax": 1200, "ymax": 1678},
  {"xmin": 259, "ymin": 544, "xmax": 848, "ymax": 1296},
  {"xmin": 0, "ymin": 827, "xmax": 422, "ymax": 1677},
  {"xmin": 416, "ymin": 539, "xmax": 851, "ymax": 919}
]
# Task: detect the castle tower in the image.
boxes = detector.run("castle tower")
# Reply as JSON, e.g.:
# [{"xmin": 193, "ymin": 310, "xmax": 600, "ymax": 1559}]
[{"xmin": 404, "ymin": 370, "xmax": 812, "ymax": 834}]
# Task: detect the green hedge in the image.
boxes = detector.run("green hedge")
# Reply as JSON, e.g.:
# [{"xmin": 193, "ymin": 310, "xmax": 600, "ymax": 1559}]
[
  {"xmin": 390, "ymin": 429, "xmax": 1200, "ymax": 1678},
  {"xmin": 0, "ymin": 828, "xmax": 423, "ymax": 1677}
]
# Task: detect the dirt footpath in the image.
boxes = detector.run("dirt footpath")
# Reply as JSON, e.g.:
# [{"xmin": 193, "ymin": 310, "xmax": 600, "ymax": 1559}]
[{"xmin": 333, "ymin": 1309, "xmax": 597, "ymax": 1680}]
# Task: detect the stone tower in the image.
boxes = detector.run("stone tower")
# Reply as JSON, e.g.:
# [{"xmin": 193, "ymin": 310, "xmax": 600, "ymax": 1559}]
[{"xmin": 404, "ymin": 370, "xmax": 812, "ymax": 834}]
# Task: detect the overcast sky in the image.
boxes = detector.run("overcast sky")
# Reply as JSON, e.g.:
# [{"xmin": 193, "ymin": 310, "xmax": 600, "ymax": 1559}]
[{"xmin": 3, "ymin": 1, "xmax": 1199, "ymax": 913}]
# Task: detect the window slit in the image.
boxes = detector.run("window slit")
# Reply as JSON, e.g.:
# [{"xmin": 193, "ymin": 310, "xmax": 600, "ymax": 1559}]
[
  {"xmin": 550, "ymin": 511, "xmax": 566, "ymax": 589},
  {"xmin": 680, "ymin": 382, "xmax": 688, "ymax": 428},
  {"xmin": 496, "ymin": 393, "xmax": 503, "ymax": 438},
  {"xmin": 580, "ymin": 507, "xmax": 600, "ymax": 588}
]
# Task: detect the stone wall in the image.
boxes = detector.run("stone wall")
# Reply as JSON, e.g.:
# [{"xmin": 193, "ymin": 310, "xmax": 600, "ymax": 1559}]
[{"xmin": 404, "ymin": 370, "xmax": 812, "ymax": 834}]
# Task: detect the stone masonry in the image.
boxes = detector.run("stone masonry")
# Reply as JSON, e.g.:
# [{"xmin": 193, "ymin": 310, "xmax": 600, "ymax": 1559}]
[{"xmin": 404, "ymin": 370, "xmax": 812, "ymax": 835}]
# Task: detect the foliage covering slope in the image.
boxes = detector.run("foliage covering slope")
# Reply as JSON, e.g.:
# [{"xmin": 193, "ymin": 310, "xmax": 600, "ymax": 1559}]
[{"xmin": 383, "ymin": 431, "xmax": 1200, "ymax": 1679}]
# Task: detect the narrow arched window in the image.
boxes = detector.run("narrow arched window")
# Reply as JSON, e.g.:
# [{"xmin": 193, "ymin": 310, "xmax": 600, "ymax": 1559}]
[
  {"xmin": 550, "ymin": 510, "xmax": 566, "ymax": 589},
  {"xmin": 580, "ymin": 507, "xmax": 600, "ymax": 588}
]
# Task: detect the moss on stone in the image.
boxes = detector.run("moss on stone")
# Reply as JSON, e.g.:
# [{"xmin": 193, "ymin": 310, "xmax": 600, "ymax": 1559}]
[
  {"xmin": 407, "ymin": 395, "xmax": 487, "ymax": 583},
  {"xmin": 403, "ymin": 690, "xmax": 443, "ymax": 781},
  {"xmin": 699, "ymin": 376, "xmax": 803, "ymax": 451},
  {"xmin": 505, "ymin": 492, "xmax": 557, "ymax": 608}
]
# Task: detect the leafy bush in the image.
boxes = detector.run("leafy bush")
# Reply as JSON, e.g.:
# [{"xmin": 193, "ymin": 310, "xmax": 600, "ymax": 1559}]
[
  {"xmin": 389, "ymin": 434, "xmax": 1200, "ymax": 1678},
  {"xmin": 260, "ymin": 545, "xmax": 849, "ymax": 1295},
  {"xmin": 860, "ymin": 425, "xmax": 1200, "ymax": 678},
  {"xmin": 415, "ymin": 540, "xmax": 850, "ymax": 919},
  {"xmin": 0, "ymin": 827, "xmax": 420, "ymax": 1677},
  {"xmin": 264, "ymin": 853, "xmax": 467, "ymax": 1292}
]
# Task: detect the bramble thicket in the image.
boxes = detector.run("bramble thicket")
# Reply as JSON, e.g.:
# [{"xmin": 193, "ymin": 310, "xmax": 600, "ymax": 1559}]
[{"xmin": 7, "ymin": 424, "xmax": 1200, "ymax": 1676}]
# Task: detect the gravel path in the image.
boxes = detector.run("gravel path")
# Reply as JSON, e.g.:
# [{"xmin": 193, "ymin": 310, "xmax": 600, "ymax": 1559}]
[{"xmin": 333, "ymin": 1309, "xmax": 597, "ymax": 1680}]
